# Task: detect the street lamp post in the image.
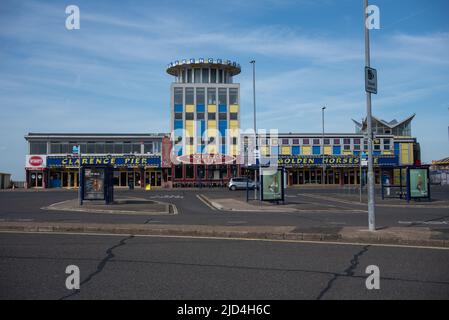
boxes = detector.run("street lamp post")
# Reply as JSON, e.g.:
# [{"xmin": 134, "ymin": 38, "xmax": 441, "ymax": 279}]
[
  {"xmin": 322, "ymin": 106, "xmax": 326, "ymax": 185},
  {"xmin": 364, "ymin": 0, "xmax": 376, "ymax": 231},
  {"xmin": 78, "ymin": 144, "xmax": 82, "ymax": 206},
  {"xmin": 250, "ymin": 60, "xmax": 258, "ymax": 200}
]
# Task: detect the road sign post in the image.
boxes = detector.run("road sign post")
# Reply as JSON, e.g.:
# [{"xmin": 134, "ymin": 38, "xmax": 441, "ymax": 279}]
[
  {"xmin": 364, "ymin": 0, "xmax": 376, "ymax": 231},
  {"xmin": 72, "ymin": 145, "xmax": 82, "ymax": 206}
]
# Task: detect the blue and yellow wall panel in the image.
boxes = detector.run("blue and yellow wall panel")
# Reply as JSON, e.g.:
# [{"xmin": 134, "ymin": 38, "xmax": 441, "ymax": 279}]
[
  {"xmin": 197, "ymin": 145, "xmax": 205, "ymax": 154},
  {"xmin": 291, "ymin": 146, "xmax": 300, "ymax": 156},
  {"xmin": 333, "ymin": 146, "xmax": 341, "ymax": 155},
  {"xmin": 394, "ymin": 143, "xmax": 400, "ymax": 156},
  {"xmin": 281, "ymin": 146, "xmax": 291, "ymax": 155},
  {"xmin": 206, "ymin": 144, "xmax": 218, "ymax": 154},
  {"xmin": 230, "ymin": 145, "xmax": 239, "ymax": 156},
  {"xmin": 174, "ymin": 120, "xmax": 183, "ymax": 130},
  {"xmin": 230, "ymin": 105, "xmax": 239, "ymax": 113},
  {"xmin": 196, "ymin": 104, "xmax": 205, "ymax": 113},
  {"xmin": 312, "ymin": 146, "xmax": 321, "ymax": 155},
  {"xmin": 185, "ymin": 120, "xmax": 195, "ymax": 138},
  {"xmin": 207, "ymin": 104, "xmax": 217, "ymax": 113},
  {"xmin": 218, "ymin": 120, "xmax": 227, "ymax": 137},
  {"xmin": 302, "ymin": 146, "xmax": 311, "ymax": 156},
  {"xmin": 174, "ymin": 145, "xmax": 182, "ymax": 156},
  {"xmin": 207, "ymin": 120, "xmax": 217, "ymax": 130},
  {"xmin": 400, "ymin": 143, "xmax": 414, "ymax": 165},
  {"xmin": 228, "ymin": 128, "xmax": 239, "ymax": 140},
  {"xmin": 185, "ymin": 145, "xmax": 195, "ymax": 155},
  {"xmin": 197, "ymin": 120, "xmax": 206, "ymax": 138},
  {"xmin": 261, "ymin": 146, "xmax": 270, "ymax": 156},
  {"xmin": 229, "ymin": 120, "xmax": 239, "ymax": 130},
  {"xmin": 174, "ymin": 104, "xmax": 183, "ymax": 113}
]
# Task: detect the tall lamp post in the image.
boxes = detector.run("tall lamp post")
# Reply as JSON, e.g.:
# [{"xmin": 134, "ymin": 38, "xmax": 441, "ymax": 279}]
[
  {"xmin": 250, "ymin": 60, "xmax": 258, "ymax": 200},
  {"xmin": 322, "ymin": 106, "xmax": 326, "ymax": 185},
  {"xmin": 364, "ymin": 0, "xmax": 376, "ymax": 231}
]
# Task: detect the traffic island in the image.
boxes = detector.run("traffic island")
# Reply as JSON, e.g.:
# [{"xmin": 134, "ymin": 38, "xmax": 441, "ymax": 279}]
[
  {"xmin": 1, "ymin": 221, "xmax": 448, "ymax": 248},
  {"xmin": 298, "ymin": 192, "xmax": 449, "ymax": 209},
  {"xmin": 197, "ymin": 194, "xmax": 366, "ymax": 213},
  {"xmin": 41, "ymin": 198, "xmax": 178, "ymax": 215}
]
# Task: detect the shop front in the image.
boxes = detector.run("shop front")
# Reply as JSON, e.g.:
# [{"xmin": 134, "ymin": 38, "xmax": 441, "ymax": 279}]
[
  {"xmin": 25, "ymin": 155, "xmax": 47, "ymax": 188},
  {"xmin": 170, "ymin": 153, "xmax": 240, "ymax": 187},
  {"xmin": 39, "ymin": 155, "xmax": 163, "ymax": 189},
  {"xmin": 279, "ymin": 155, "xmax": 398, "ymax": 186}
]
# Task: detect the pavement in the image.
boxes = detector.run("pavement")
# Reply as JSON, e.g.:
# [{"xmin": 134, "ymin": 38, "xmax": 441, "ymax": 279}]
[
  {"xmin": 0, "ymin": 221, "xmax": 447, "ymax": 248},
  {"xmin": 1, "ymin": 232, "xmax": 449, "ymax": 299}
]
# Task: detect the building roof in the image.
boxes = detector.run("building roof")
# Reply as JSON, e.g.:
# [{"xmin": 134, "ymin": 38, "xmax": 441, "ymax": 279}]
[
  {"xmin": 25, "ymin": 133, "xmax": 168, "ymax": 140},
  {"xmin": 352, "ymin": 114, "xmax": 416, "ymax": 129},
  {"xmin": 276, "ymin": 133, "xmax": 385, "ymax": 137},
  {"xmin": 432, "ymin": 157, "xmax": 449, "ymax": 166},
  {"xmin": 166, "ymin": 58, "xmax": 241, "ymax": 77}
]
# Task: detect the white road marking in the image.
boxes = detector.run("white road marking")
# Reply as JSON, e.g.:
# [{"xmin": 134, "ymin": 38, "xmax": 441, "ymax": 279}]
[
  {"xmin": 149, "ymin": 195, "xmax": 184, "ymax": 199},
  {"xmin": 196, "ymin": 194, "xmax": 217, "ymax": 211},
  {"xmin": 226, "ymin": 221, "xmax": 247, "ymax": 225},
  {"xmin": 1, "ymin": 230, "xmax": 448, "ymax": 251}
]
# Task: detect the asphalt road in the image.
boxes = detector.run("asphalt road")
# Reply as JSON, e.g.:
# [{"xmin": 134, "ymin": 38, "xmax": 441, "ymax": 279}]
[
  {"xmin": 1, "ymin": 232, "xmax": 448, "ymax": 300},
  {"xmin": 0, "ymin": 188, "xmax": 448, "ymax": 232}
]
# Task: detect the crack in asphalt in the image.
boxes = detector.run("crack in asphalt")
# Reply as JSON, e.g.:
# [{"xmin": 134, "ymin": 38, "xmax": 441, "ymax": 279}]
[
  {"xmin": 316, "ymin": 245, "xmax": 370, "ymax": 300},
  {"xmin": 3, "ymin": 253, "xmax": 449, "ymax": 286},
  {"xmin": 59, "ymin": 235, "xmax": 134, "ymax": 300}
]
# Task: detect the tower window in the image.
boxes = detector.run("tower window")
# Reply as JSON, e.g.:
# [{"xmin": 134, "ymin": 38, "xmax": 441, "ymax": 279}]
[
  {"xmin": 218, "ymin": 88, "xmax": 227, "ymax": 105},
  {"xmin": 210, "ymin": 69, "xmax": 217, "ymax": 83},
  {"xmin": 229, "ymin": 88, "xmax": 238, "ymax": 105},
  {"xmin": 202, "ymin": 68, "xmax": 209, "ymax": 83},
  {"xmin": 207, "ymin": 88, "xmax": 216, "ymax": 104},
  {"xmin": 185, "ymin": 88, "xmax": 194, "ymax": 105}
]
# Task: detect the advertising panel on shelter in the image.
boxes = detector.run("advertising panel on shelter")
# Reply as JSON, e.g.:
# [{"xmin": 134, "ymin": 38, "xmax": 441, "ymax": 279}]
[
  {"xmin": 83, "ymin": 168, "xmax": 105, "ymax": 200},
  {"xmin": 409, "ymin": 168, "xmax": 429, "ymax": 198},
  {"xmin": 261, "ymin": 169, "xmax": 284, "ymax": 201}
]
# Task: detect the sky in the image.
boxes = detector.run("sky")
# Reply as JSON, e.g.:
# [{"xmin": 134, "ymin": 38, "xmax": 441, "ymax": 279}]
[{"xmin": 0, "ymin": 0, "xmax": 448, "ymax": 180}]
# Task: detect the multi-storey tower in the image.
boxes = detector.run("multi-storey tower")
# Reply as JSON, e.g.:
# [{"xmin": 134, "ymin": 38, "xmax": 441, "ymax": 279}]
[{"xmin": 166, "ymin": 58, "xmax": 241, "ymax": 185}]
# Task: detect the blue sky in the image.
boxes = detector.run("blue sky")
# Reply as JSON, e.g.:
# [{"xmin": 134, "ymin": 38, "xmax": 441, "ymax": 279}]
[{"xmin": 0, "ymin": 0, "xmax": 448, "ymax": 180}]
